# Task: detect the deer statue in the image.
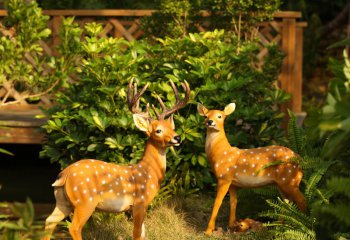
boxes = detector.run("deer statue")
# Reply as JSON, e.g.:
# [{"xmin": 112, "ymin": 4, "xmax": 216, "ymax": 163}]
[
  {"xmin": 197, "ymin": 103, "xmax": 307, "ymax": 235},
  {"xmin": 43, "ymin": 79, "xmax": 190, "ymax": 240}
]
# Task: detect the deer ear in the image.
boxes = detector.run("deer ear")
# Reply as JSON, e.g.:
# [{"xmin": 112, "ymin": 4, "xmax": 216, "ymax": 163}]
[
  {"xmin": 133, "ymin": 114, "xmax": 151, "ymax": 134},
  {"xmin": 224, "ymin": 103, "xmax": 236, "ymax": 116},
  {"xmin": 197, "ymin": 103, "xmax": 209, "ymax": 116},
  {"xmin": 167, "ymin": 114, "xmax": 175, "ymax": 130}
]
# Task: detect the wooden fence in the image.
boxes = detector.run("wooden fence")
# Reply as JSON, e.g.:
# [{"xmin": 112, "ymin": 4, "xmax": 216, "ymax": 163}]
[{"xmin": 0, "ymin": 10, "xmax": 306, "ymax": 143}]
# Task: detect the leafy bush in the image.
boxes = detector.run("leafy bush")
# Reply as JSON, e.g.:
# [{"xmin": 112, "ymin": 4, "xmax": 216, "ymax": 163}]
[
  {"xmin": 319, "ymin": 48, "xmax": 350, "ymax": 162},
  {"xmin": 142, "ymin": 0, "xmax": 281, "ymax": 39},
  {"xmin": 0, "ymin": 0, "xmax": 64, "ymax": 106},
  {"xmin": 0, "ymin": 199, "xmax": 47, "ymax": 239},
  {"xmin": 41, "ymin": 20, "xmax": 286, "ymax": 191}
]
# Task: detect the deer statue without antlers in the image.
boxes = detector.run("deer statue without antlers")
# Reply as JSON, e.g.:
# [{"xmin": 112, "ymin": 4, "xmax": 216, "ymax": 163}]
[
  {"xmin": 43, "ymin": 80, "xmax": 190, "ymax": 240},
  {"xmin": 197, "ymin": 103, "xmax": 307, "ymax": 235}
]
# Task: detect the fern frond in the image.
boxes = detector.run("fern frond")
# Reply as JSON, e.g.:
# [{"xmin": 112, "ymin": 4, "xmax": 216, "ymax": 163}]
[
  {"xmin": 327, "ymin": 177, "xmax": 350, "ymax": 198},
  {"xmin": 319, "ymin": 204, "xmax": 350, "ymax": 226},
  {"xmin": 287, "ymin": 110, "xmax": 304, "ymax": 155},
  {"xmin": 276, "ymin": 229, "xmax": 316, "ymax": 240},
  {"xmin": 305, "ymin": 160, "xmax": 336, "ymax": 202},
  {"xmin": 261, "ymin": 198, "xmax": 316, "ymax": 239}
]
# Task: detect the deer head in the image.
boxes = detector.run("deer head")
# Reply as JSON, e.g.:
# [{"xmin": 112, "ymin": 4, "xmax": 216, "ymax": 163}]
[{"xmin": 197, "ymin": 103, "xmax": 236, "ymax": 131}]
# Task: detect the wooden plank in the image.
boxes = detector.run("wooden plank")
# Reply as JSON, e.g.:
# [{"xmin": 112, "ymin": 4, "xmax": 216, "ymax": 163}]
[
  {"xmin": 273, "ymin": 11, "xmax": 302, "ymax": 18},
  {"xmin": 0, "ymin": 127, "xmax": 44, "ymax": 144},
  {"xmin": 110, "ymin": 19, "xmax": 135, "ymax": 41},
  {"xmin": 43, "ymin": 9, "xmax": 155, "ymax": 16},
  {"xmin": 0, "ymin": 9, "xmax": 302, "ymax": 18}
]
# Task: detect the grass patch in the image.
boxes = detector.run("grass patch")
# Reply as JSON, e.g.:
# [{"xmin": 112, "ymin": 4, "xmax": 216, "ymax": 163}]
[{"xmin": 81, "ymin": 194, "xmax": 267, "ymax": 240}]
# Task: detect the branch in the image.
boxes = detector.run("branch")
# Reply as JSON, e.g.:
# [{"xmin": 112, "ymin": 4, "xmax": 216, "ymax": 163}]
[
  {"xmin": 0, "ymin": 79, "xmax": 60, "ymax": 107},
  {"xmin": 321, "ymin": 1, "xmax": 350, "ymax": 36}
]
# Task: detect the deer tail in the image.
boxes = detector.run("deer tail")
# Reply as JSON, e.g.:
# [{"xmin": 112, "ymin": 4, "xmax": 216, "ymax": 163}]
[{"xmin": 52, "ymin": 167, "xmax": 70, "ymax": 187}]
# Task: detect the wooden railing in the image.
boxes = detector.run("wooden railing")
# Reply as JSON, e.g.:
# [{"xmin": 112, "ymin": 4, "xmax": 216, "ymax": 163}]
[{"xmin": 0, "ymin": 10, "xmax": 306, "ymax": 143}]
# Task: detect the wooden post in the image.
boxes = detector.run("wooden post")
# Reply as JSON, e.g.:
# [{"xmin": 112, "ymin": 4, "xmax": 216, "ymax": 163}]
[
  {"xmin": 281, "ymin": 17, "xmax": 297, "ymax": 113},
  {"xmin": 294, "ymin": 25, "xmax": 304, "ymax": 113},
  {"xmin": 51, "ymin": 16, "xmax": 62, "ymax": 55}
]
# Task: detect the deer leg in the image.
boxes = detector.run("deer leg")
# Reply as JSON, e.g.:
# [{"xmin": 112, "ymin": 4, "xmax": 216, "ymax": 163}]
[
  {"xmin": 69, "ymin": 204, "xmax": 96, "ymax": 240},
  {"xmin": 228, "ymin": 185, "xmax": 238, "ymax": 228},
  {"xmin": 133, "ymin": 204, "xmax": 147, "ymax": 240},
  {"xmin": 205, "ymin": 180, "xmax": 231, "ymax": 235},
  {"xmin": 277, "ymin": 184, "xmax": 307, "ymax": 212},
  {"xmin": 43, "ymin": 204, "xmax": 72, "ymax": 240}
]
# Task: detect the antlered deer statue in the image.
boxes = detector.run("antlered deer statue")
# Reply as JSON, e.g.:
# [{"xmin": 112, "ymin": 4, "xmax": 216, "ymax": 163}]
[
  {"xmin": 43, "ymin": 80, "xmax": 190, "ymax": 240},
  {"xmin": 197, "ymin": 103, "xmax": 307, "ymax": 235}
]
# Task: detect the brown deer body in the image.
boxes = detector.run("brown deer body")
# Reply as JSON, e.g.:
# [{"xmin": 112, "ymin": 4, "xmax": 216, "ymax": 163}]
[
  {"xmin": 197, "ymin": 103, "xmax": 307, "ymax": 235},
  {"xmin": 43, "ymin": 80, "xmax": 190, "ymax": 240}
]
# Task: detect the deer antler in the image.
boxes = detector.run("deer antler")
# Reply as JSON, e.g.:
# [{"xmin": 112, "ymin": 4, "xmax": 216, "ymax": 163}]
[
  {"xmin": 127, "ymin": 78, "xmax": 150, "ymax": 117},
  {"xmin": 152, "ymin": 80, "xmax": 190, "ymax": 120}
]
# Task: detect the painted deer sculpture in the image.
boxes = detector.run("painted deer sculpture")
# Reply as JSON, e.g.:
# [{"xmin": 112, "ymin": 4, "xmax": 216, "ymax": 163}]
[
  {"xmin": 43, "ymin": 80, "xmax": 190, "ymax": 240},
  {"xmin": 197, "ymin": 103, "xmax": 307, "ymax": 235}
]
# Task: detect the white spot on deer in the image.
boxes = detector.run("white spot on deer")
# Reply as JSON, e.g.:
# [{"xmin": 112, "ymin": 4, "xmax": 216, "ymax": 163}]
[
  {"xmin": 224, "ymin": 151, "xmax": 227, "ymax": 155},
  {"xmin": 95, "ymin": 171, "xmax": 99, "ymax": 175},
  {"xmin": 124, "ymin": 170, "xmax": 128, "ymax": 174},
  {"xmin": 148, "ymin": 175, "xmax": 152, "ymax": 179},
  {"xmin": 80, "ymin": 171, "xmax": 84, "ymax": 175},
  {"xmin": 215, "ymin": 163, "xmax": 219, "ymax": 168},
  {"xmin": 243, "ymin": 169, "xmax": 247, "ymax": 173},
  {"xmin": 243, "ymin": 158, "xmax": 247, "ymax": 162},
  {"xmin": 226, "ymin": 167, "xmax": 230, "ymax": 172},
  {"xmin": 85, "ymin": 165, "xmax": 90, "ymax": 169},
  {"xmin": 234, "ymin": 165, "xmax": 237, "ymax": 169},
  {"xmin": 293, "ymin": 165, "xmax": 297, "ymax": 168},
  {"xmin": 256, "ymin": 156, "xmax": 260, "ymax": 160},
  {"xmin": 123, "ymin": 189, "xmax": 126, "ymax": 193},
  {"xmin": 267, "ymin": 173, "xmax": 271, "ymax": 177},
  {"xmin": 288, "ymin": 169, "xmax": 292, "ymax": 173},
  {"xmin": 86, "ymin": 177, "xmax": 90, "ymax": 182},
  {"xmin": 115, "ymin": 181, "xmax": 119, "ymax": 186},
  {"xmin": 93, "ymin": 188, "xmax": 97, "ymax": 192},
  {"xmin": 266, "ymin": 148, "xmax": 270, "ymax": 151},
  {"xmin": 74, "ymin": 186, "xmax": 78, "ymax": 191},
  {"xmin": 109, "ymin": 189, "xmax": 113, "ymax": 193},
  {"xmin": 73, "ymin": 173, "xmax": 77, "ymax": 177},
  {"xmin": 151, "ymin": 184, "xmax": 155, "ymax": 189},
  {"xmin": 75, "ymin": 163, "xmax": 79, "ymax": 166},
  {"xmin": 138, "ymin": 173, "xmax": 142, "ymax": 177},
  {"xmin": 108, "ymin": 174, "xmax": 111, "ymax": 178},
  {"xmin": 252, "ymin": 164, "xmax": 256, "ymax": 167},
  {"xmin": 83, "ymin": 189, "xmax": 87, "ymax": 194},
  {"xmin": 276, "ymin": 169, "xmax": 279, "ymax": 172},
  {"xmin": 141, "ymin": 185, "xmax": 145, "ymax": 189},
  {"xmin": 282, "ymin": 177, "xmax": 286, "ymax": 181},
  {"xmin": 102, "ymin": 180, "xmax": 106, "ymax": 185},
  {"xmin": 89, "ymin": 197, "xmax": 93, "ymax": 202}
]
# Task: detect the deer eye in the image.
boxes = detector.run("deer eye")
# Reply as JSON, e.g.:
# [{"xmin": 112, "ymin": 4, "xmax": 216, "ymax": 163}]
[
  {"xmin": 155, "ymin": 129, "xmax": 162, "ymax": 134},
  {"xmin": 218, "ymin": 115, "xmax": 222, "ymax": 119}
]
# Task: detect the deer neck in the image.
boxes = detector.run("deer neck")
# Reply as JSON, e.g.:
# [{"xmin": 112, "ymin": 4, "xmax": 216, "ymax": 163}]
[
  {"xmin": 205, "ymin": 128, "xmax": 232, "ymax": 163},
  {"xmin": 139, "ymin": 139, "xmax": 167, "ymax": 182}
]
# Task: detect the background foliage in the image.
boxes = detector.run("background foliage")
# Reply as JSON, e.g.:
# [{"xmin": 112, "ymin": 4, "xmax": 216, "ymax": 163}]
[
  {"xmin": 41, "ymin": 21, "xmax": 287, "ymax": 191},
  {"xmin": 0, "ymin": 0, "xmax": 62, "ymax": 106}
]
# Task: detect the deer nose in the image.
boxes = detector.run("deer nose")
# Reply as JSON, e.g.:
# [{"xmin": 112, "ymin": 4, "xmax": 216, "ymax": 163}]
[
  {"xmin": 174, "ymin": 135, "xmax": 181, "ymax": 143},
  {"xmin": 207, "ymin": 120, "xmax": 214, "ymax": 126}
]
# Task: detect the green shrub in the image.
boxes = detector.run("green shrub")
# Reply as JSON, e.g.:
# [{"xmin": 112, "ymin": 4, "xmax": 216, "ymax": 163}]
[
  {"xmin": 142, "ymin": 0, "xmax": 281, "ymax": 39},
  {"xmin": 41, "ymin": 20, "xmax": 287, "ymax": 191},
  {"xmin": 0, "ymin": 0, "xmax": 64, "ymax": 106},
  {"xmin": 0, "ymin": 199, "xmax": 47, "ymax": 239}
]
